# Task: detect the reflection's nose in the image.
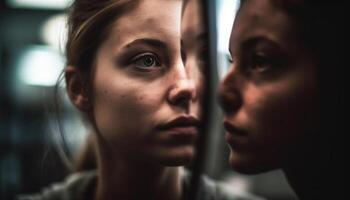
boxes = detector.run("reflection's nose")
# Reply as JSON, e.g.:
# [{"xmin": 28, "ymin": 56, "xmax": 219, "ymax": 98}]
[
  {"xmin": 218, "ymin": 65, "xmax": 242, "ymax": 115},
  {"xmin": 168, "ymin": 78, "xmax": 197, "ymax": 108}
]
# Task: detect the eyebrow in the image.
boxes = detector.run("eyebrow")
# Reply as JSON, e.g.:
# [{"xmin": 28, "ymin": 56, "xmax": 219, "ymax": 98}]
[
  {"xmin": 242, "ymin": 36, "xmax": 282, "ymax": 50},
  {"xmin": 230, "ymin": 36, "xmax": 283, "ymax": 55},
  {"xmin": 124, "ymin": 38, "xmax": 168, "ymax": 50}
]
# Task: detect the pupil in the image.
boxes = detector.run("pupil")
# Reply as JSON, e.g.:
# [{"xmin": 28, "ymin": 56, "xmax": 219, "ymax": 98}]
[{"xmin": 144, "ymin": 56, "xmax": 154, "ymax": 66}]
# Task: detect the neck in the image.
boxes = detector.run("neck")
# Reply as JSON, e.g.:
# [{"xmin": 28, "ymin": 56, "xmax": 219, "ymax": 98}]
[{"xmin": 94, "ymin": 141, "xmax": 182, "ymax": 200}]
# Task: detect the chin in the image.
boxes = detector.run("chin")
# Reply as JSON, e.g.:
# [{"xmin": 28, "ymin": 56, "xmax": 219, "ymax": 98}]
[
  {"xmin": 158, "ymin": 146, "xmax": 195, "ymax": 166},
  {"xmin": 228, "ymin": 150, "xmax": 276, "ymax": 175}
]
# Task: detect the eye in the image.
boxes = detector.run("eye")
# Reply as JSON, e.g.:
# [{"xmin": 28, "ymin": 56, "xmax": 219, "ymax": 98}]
[
  {"xmin": 250, "ymin": 52, "xmax": 272, "ymax": 73},
  {"xmin": 194, "ymin": 45, "xmax": 208, "ymax": 72},
  {"xmin": 180, "ymin": 46, "xmax": 187, "ymax": 64},
  {"xmin": 198, "ymin": 46, "xmax": 209, "ymax": 64},
  {"xmin": 131, "ymin": 53, "xmax": 161, "ymax": 69}
]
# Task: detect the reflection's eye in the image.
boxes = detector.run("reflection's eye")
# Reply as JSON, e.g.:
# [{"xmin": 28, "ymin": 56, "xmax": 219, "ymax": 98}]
[
  {"xmin": 131, "ymin": 53, "xmax": 161, "ymax": 69},
  {"xmin": 199, "ymin": 45, "xmax": 209, "ymax": 63},
  {"xmin": 181, "ymin": 46, "xmax": 187, "ymax": 64},
  {"xmin": 250, "ymin": 52, "xmax": 272, "ymax": 73},
  {"xmin": 195, "ymin": 46, "xmax": 208, "ymax": 72}
]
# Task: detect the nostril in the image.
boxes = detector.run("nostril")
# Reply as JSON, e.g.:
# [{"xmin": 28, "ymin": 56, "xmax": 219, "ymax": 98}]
[
  {"xmin": 218, "ymin": 85, "xmax": 241, "ymax": 115},
  {"xmin": 168, "ymin": 79, "xmax": 197, "ymax": 108},
  {"xmin": 174, "ymin": 93, "xmax": 191, "ymax": 107},
  {"xmin": 169, "ymin": 87, "xmax": 194, "ymax": 106}
]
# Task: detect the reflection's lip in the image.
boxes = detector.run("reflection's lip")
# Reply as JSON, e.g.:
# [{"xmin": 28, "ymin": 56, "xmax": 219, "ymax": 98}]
[
  {"xmin": 159, "ymin": 115, "xmax": 200, "ymax": 130},
  {"xmin": 223, "ymin": 121, "xmax": 247, "ymax": 136}
]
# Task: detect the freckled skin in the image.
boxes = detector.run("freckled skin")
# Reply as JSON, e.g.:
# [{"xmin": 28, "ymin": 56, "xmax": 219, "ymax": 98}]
[{"xmin": 91, "ymin": 0, "xmax": 201, "ymax": 166}]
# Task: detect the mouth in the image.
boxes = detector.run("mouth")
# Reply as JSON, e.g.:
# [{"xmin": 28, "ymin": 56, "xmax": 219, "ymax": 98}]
[
  {"xmin": 223, "ymin": 121, "xmax": 247, "ymax": 137},
  {"xmin": 158, "ymin": 116, "xmax": 200, "ymax": 136},
  {"xmin": 223, "ymin": 121, "xmax": 249, "ymax": 150}
]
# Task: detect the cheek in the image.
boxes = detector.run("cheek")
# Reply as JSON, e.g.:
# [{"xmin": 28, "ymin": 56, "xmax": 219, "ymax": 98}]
[
  {"xmin": 244, "ymin": 74, "xmax": 319, "ymax": 151},
  {"xmin": 92, "ymin": 78, "xmax": 164, "ymax": 146}
]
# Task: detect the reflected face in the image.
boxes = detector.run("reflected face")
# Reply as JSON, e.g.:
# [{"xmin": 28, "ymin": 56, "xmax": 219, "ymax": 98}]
[
  {"xmin": 92, "ymin": 0, "xmax": 201, "ymax": 166},
  {"xmin": 218, "ymin": 0, "xmax": 321, "ymax": 173},
  {"xmin": 181, "ymin": 0, "xmax": 207, "ymax": 78}
]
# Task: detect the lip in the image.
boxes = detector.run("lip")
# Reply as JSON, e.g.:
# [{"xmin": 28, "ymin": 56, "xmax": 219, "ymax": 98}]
[
  {"xmin": 158, "ymin": 116, "xmax": 200, "ymax": 136},
  {"xmin": 223, "ymin": 121, "xmax": 249, "ymax": 151},
  {"xmin": 223, "ymin": 121, "xmax": 247, "ymax": 137}
]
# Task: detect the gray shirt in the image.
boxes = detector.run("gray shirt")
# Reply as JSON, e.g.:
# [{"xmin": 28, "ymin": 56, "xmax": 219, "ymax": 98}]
[{"xmin": 17, "ymin": 170, "xmax": 265, "ymax": 200}]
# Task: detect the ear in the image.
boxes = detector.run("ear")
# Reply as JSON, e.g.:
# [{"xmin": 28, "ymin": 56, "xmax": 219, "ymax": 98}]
[{"xmin": 65, "ymin": 66, "xmax": 91, "ymax": 111}]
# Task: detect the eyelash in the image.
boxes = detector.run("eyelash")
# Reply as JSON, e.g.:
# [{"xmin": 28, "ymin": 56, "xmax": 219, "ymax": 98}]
[
  {"xmin": 248, "ymin": 52, "xmax": 273, "ymax": 73},
  {"xmin": 130, "ymin": 52, "xmax": 161, "ymax": 70},
  {"xmin": 227, "ymin": 54, "xmax": 234, "ymax": 64},
  {"xmin": 199, "ymin": 46, "xmax": 209, "ymax": 63},
  {"xmin": 181, "ymin": 46, "xmax": 208, "ymax": 67},
  {"xmin": 227, "ymin": 52, "xmax": 274, "ymax": 75}
]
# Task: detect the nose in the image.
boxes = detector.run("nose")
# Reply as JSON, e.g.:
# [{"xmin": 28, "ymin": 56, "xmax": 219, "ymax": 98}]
[
  {"xmin": 168, "ymin": 78, "xmax": 197, "ymax": 109},
  {"xmin": 217, "ymin": 64, "xmax": 242, "ymax": 115}
]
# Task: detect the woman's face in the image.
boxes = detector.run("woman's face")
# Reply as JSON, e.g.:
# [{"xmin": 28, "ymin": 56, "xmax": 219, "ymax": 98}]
[
  {"xmin": 92, "ymin": 0, "xmax": 201, "ymax": 166},
  {"xmin": 218, "ymin": 0, "xmax": 321, "ymax": 174}
]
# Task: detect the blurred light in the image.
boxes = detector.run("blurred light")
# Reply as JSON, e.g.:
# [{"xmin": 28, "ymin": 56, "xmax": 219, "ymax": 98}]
[
  {"xmin": 7, "ymin": 0, "xmax": 72, "ymax": 9},
  {"xmin": 216, "ymin": 0, "xmax": 239, "ymax": 79},
  {"xmin": 17, "ymin": 46, "xmax": 65, "ymax": 86},
  {"xmin": 217, "ymin": 0, "xmax": 239, "ymax": 52},
  {"xmin": 41, "ymin": 14, "xmax": 68, "ymax": 52}
]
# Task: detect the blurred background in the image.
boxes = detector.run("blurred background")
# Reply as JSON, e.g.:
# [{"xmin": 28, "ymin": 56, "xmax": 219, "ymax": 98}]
[
  {"xmin": 0, "ymin": 0, "xmax": 296, "ymax": 199},
  {"xmin": 0, "ymin": 0, "xmax": 87, "ymax": 199}
]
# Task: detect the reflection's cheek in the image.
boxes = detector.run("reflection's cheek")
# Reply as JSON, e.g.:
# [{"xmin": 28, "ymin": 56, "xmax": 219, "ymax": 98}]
[{"xmin": 247, "ymin": 88, "xmax": 311, "ymax": 155}]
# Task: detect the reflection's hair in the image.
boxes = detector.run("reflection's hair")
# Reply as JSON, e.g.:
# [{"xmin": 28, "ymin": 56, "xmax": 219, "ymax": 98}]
[{"xmin": 238, "ymin": 1, "xmax": 345, "ymax": 68}]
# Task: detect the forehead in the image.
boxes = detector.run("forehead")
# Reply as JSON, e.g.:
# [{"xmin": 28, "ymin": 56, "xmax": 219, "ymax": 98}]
[
  {"xmin": 231, "ymin": 0, "xmax": 298, "ymax": 50},
  {"xmin": 181, "ymin": 0, "xmax": 204, "ymax": 37},
  {"xmin": 106, "ymin": 0, "xmax": 181, "ymax": 48}
]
